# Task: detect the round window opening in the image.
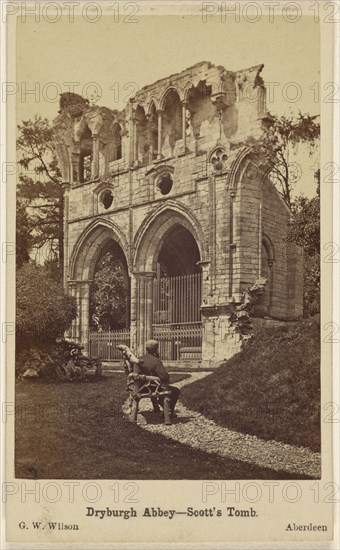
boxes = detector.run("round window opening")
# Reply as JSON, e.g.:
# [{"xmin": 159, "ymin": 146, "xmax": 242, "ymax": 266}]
[
  {"xmin": 101, "ymin": 190, "xmax": 113, "ymax": 209},
  {"xmin": 158, "ymin": 174, "xmax": 173, "ymax": 195}
]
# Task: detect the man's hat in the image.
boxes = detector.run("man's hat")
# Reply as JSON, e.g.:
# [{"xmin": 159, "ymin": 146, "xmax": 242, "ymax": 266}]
[{"xmin": 145, "ymin": 339, "xmax": 159, "ymax": 351}]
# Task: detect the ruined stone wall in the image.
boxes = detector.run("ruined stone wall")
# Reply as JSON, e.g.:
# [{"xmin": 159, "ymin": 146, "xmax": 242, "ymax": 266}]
[{"xmin": 54, "ymin": 61, "xmax": 304, "ymax": 363}]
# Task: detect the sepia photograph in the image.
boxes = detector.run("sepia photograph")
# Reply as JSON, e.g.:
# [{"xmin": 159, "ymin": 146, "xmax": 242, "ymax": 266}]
[{"xmin": 2, "ymin": 0, "xmax": 337, "ymax": 545}]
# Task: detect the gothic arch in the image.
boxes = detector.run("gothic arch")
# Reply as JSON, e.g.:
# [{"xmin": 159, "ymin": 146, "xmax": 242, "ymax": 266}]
[
  {"xmin": 228, "ymin": 147, "xmax": 290, "ymax": 214},
  {"xmin": 159, "ymin": 86, "xmax": 184, "ymax": 110},
  {"xmin": 69, "ymin": 219, "xmax": 129, "ymax": 281},
  {"xmin": 146, "ymin": 98, "xmax": 160, "ymax": 115},
  {"xmin": 228, "ymin": 147, "xmax": 254, "ymax": 190},
  {"xmin": 183, "ymin": 81, "xmax": 195, "ymax": 102},
  {"xmin": 228, "ymin": 147, "xmax": 274, "ymax": 187},
  {"xmin": 133, "ymin": 201, "xmax": 207, "ymax": 272}
]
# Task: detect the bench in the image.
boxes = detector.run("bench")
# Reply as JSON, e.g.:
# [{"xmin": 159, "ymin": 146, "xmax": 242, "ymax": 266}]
[{"xmin": 117, "ymin": 344, "xmax": 172, "ymax": 425}]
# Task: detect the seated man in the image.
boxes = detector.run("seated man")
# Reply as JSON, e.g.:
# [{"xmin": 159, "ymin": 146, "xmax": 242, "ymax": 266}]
[{"xmin": 139, "ymin": 340, "xmax": 180, "ymax": 417}]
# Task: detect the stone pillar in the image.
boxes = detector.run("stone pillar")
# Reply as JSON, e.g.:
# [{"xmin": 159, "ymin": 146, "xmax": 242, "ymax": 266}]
[
  {"xmin": 80, "ymin": 281, "xmax": 91, "ymax": 353},
  {"xmin": 135, "ymin": 272, "xmax": 156, "ymax": 355},
  {"xmin": 75, "ymin": 283, "xmax": 81, "ymax": 342},
  {"xmin": 61, "ymin": 182, "xmax": 70, "ymax": 290},
  {"xmin": 68, "ymin": 281, "xmax": 77, "ymax": 340},
  {"xmin": 181, "ymin": 101, "xmax": 187, "ymax": 151},
  {"xmin": 128, "ymin": 101, "xmax": 135, "ymax": 165},
  {"xmin": 156, "ymin": 109, "xmax": 164, "ymax": 160},
  {"xmin": 91, "ymin": 133, "xmax": 99, "ymax": 179},
  {"xmin": 197, "ymin": 260, "xmax": 210, "ymax": 308},
  {"xmin": 229, "ymin": 189, "xmax": 236, "ymax": 298},
  {"xmin": 146, "ymin": 114, "xmax": 154, "ymax": 163},
  {"xmin": 134, "ymin": 119, "xmax": 139, "ymax": 164},
  {"xmin": 145, "ymin": 274, "xmax": 154, "ymax": 342},
  {"xmin": 208, "ymin": 175, "xmax": 217, "ymax": 297},
  {"xmin": 130, "ymin": 272, "xmax": 138, "ymax": 351}
]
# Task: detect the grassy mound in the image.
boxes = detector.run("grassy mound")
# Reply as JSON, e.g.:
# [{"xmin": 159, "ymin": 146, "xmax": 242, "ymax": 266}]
[{"xmin": 180, "ymin": 317, "xmax": 320, "ymax": 452}]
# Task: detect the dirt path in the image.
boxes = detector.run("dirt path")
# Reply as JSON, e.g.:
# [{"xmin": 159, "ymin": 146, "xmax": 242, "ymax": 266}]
[{"xmin": 123, "ymin": 372, "xmax": 321, "ymax": 479}]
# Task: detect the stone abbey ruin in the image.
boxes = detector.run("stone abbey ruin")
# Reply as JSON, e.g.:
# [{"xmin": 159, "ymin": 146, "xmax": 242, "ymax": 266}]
[{"xmin": 53, "ymin": 61, "xmax": 303, "ymax": 367}]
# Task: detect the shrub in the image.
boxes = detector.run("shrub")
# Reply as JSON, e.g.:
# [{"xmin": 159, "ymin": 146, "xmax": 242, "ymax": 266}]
[{"xmin": 16, "ymin": 263, "xmax": 77, "ymax": 351}]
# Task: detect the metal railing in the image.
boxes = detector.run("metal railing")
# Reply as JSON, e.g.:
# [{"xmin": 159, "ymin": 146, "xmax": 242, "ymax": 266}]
[
  {"xmin": 89, "ymin": 329, "xmax": 130, "ymax": 361},
  {"xmin": 152, "ymin": 322, "xmax": 202, "ymax": 361},
  {"xmin": 153, "ymin": 272, "xmax": 202, "ymax": 324}
]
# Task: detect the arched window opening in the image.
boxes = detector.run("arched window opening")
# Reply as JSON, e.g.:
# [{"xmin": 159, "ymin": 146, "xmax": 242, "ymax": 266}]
[
  {"xmin": 148, "ymin": 102, "xmax": 158, "ymax": 161},
  {"xmin": 163, "ymin": 89, "xmax": 182, "ymax": 157},
  {"xmin": 108, "ymin": 123, "xmax": 122, "ymax": 163},
  {"xmin": 78, "ymin": 125, "xmax": 92, "ymax": 183},
  {"xmin": 90, "ymin": 241, "xmax": 130, "ymax": 331},
  {"xmin": 135, "ymin": 105, "xmax": 148, "ymax": 165}
]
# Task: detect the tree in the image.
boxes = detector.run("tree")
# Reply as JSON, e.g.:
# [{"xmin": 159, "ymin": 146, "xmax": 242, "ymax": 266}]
[
  {"xmin": 246, "ymin": 112, "xmax": 320, "ymax": 208},
  {"xmin": 16, "ymin": 200, "xmax": 32, "ymax": 268},
  {"xmin": 16, "ymin": 263, "xmax": 77, "ymax": 351},
  {"xmin": 90, "ymin": 252, "xmax": 129, "ymax": 330},
  {"xmin": 16, "ymin": 95, "xmax": 91, "ymax": 275},
  {"xmin": 17, "ymin": 115, "xmax": 64, "ymax": 273},
  {"xmin": 288, "ymin": 171, "xmax": 320, "ymax": 316}
]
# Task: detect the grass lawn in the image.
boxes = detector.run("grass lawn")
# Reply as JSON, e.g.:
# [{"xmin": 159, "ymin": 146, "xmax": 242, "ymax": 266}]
[
  {"xmin": 15, "ymin": 372, "xmax": 311, "ymax": 480},
  {"xmin": 180, "ymin": 318, "xmax": 321, "ymax": 452}
]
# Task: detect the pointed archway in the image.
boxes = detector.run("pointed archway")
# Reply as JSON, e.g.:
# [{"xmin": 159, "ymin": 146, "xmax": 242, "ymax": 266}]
[
  {"xmin": 132, "ymin": 206, "xmax": 204, "ymax": 359},
  {"xmin": 67, "ymin": 220, "xmax": 130, "ymax": 351}
]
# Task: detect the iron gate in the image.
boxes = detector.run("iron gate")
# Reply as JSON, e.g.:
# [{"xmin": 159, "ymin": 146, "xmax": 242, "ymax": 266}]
[
  {"xmin": 89, "ymin": 329, "xmax": 130, "ymax": 361},
  {"xmin": 152, "ymin": 273, "xmax": 202, "ymax": 361}
]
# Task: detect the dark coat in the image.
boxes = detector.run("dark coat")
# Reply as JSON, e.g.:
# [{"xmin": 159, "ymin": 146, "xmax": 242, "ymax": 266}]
[{"xmin": 138, "ymin": 352, "xmax": 170, "ymax": 386}]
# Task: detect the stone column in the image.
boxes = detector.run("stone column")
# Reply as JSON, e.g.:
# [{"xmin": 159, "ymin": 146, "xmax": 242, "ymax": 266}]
[
  {"xmin": 129, "ymin": 272, "xmax": 138, "ymax": 351},
  {"xmin": 156, "ymin": 109, "xmax": 164, "ymax": 159},
  {"xmin": 181, "ymin": 101, "xmax": 187, "ymax": 151},
  {"xmin": 75, "ymin": 283, "xmax": 81, "ymax": 342},
  {"xmin": 146, "ymin": 114, "xmax": 154, "ymax": 163},
  {"xmin": 80, "ymin": 281, "xmax": 91, "ymax": 353},
  {"xmin": 68, "ymin": 281, "xmax": 77, "ymax": 340},
  {"xmin": 128, "ymin": 101, "xmax": 135, "ymax": 165},
  {"xmin": 91, "ymin": 133, "xmax": 99, "ymax": 179},
  {"xmin": 61, "ymin": 182, "xmax": 70, "ymax": 290},
  {"xmin": 229, "ymin": 189, "xmax": 236, "ymax": 298},
  {"xmin": 135, "ymin": 272, "xmax": 156, "ymax": 355},
  {"xmin": 134, "ymin": 119, "xmax": 139, "ymax": 164},
  {"xmin": 145, "ymin": 274, "xmax": 154, "ymax": 342},
  {"xmin": 197, "ymin": 260, "xmax": 210, "ymax": 308}
]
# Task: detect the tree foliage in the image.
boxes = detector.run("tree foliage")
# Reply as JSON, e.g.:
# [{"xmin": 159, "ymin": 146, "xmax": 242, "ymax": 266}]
[
  {"xmin": 90, "ymin": 252, "xmax": 129, "ymax": 330},
  {"xmin": 16, "ymin": 201, "xmax": 33, "ymax": 268},
  {"xmin": 288, "ymin": 171, "xmax": 320, "ymax": 316},
  {"xmin": 16, "ymin": 263, "xmax": 77, "ymax": 350},
  {"xmin": 17, "ymin": 115, "xmax": 63, "ymax": 273},
  {"xmin": 246, "ymin": 112, "xmax": 320, "ymax": 208}
]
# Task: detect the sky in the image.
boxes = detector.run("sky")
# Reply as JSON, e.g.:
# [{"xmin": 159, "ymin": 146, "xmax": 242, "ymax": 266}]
[{"xmin": 16, "ymin": 11, "xmax": 320, "ymax": 196}]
